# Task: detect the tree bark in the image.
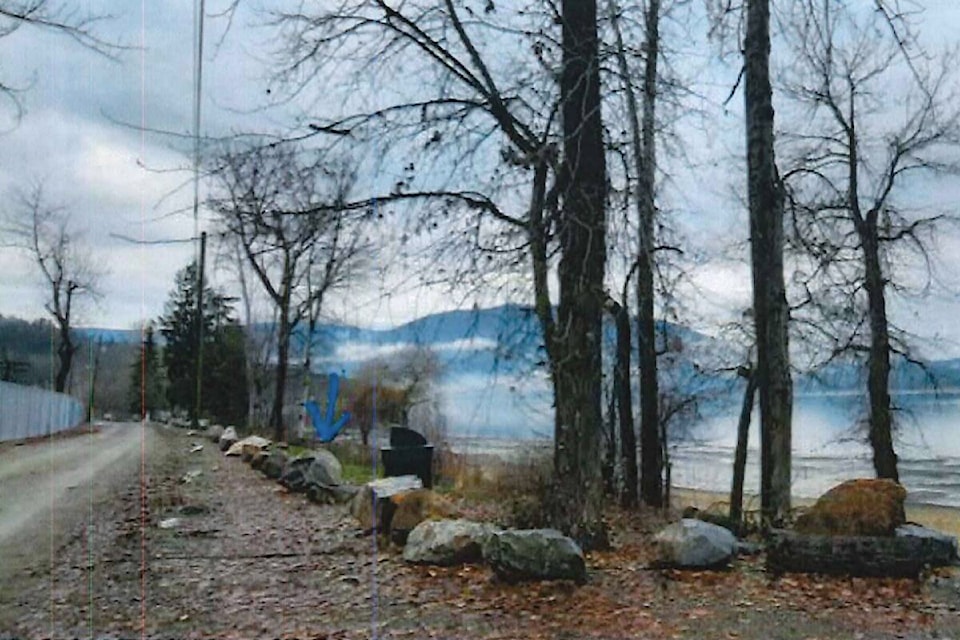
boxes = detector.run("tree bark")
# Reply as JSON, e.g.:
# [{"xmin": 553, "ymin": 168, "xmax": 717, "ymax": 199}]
[
  {"xmin": 605, "ymin": 296, "xmax": 638, "ymax": 508},
  {"xmin": 610, "ymin": 0, "xmax": 662, "ymax": 507},
  {"xmin": 637, "ymin": 0, "xmax": 663, "ymax": 508},
  {"xmin": 602, "ymin": 388, "xmax": 617, "ymax": 498},
  {"xmin": 271, "ymin": 263, "xmax": 294, "ymax": 443},
  {"xmin": 730, "ymin": 366, "xmax": 758, "ymax": 528},
  {"xmin": 55, "ymin": 326, "xmax": 74, "ymax": 393},
  {"xmin": 551, "ymin": 0, "xmax": 608, "ymax": 550},
  {"xmin": 861, "ymin": 227, "xmax": 899, "ymax": 481},
  {"xmin": 54, "ymin": 286, "xmax": 76, "ymax": 394},
  {"xmin": 234, "ymin": 241, "xmax": 258, "ymax": 428},
  {"xmin": 744, "ymin": 0, "xmax": 793, "ymax": 526}
]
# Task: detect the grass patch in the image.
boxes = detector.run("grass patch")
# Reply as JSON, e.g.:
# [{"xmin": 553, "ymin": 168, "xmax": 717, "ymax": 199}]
[
  {"xmin": 341, "ymin": 461, "xmax": 382, "ymax": 485},
  {"xmin": 285, "ymin": 444, "xmax": 312, "ymax": 458}
]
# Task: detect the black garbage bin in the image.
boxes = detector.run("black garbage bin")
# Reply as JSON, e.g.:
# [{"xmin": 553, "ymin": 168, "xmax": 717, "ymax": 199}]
[{"xmin": 381, "ymin": 426, "xmax": 434, "ymax": 488}]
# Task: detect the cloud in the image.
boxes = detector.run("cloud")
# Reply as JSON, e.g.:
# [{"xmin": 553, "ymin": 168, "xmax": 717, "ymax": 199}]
[
  {"xmin": 1, "ymin": 0, "xmax": 959, "ymax": 362},
  {"xmin": 330, "ymin": 337, "xmax": 498, "ymax": 364}
]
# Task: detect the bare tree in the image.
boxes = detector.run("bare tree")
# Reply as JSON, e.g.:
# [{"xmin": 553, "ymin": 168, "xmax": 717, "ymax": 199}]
[
  {"xmin": 214, "ymin": 235, "xmax": 279, "ymax": 428},
  {"xmin": 603, "ymin": 290, "xmax": 638, "ymax": 508},
  {"xmin": 778, "ymin": 0, "xmax": 960, "ymax": 481},
  {"xmin": 4, "ymin": 184, "xmax": 103, "ymax": 393},
  {"xmin": 744, "ymin": 0, "xmax": 793, "ymax": 525},
  {"xmin": 0, "ymin": 1, "xmax": 120, "ymax": 123},
  {"xmin": 263, "ymin": 0, "xmax": 611, "ymax": 547},
  {"xmin": 607, "ymin": 0, "xmax": 665, "ymax": 508},
  {"xmin": 207, "ymin": 142, "xmax": 368, "ymax": 441}
]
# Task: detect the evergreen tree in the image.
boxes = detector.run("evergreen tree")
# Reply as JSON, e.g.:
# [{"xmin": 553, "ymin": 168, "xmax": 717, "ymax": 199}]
[
  {"xmin": 128, "ymin": 324, "xmax": 165, "ymax": 418},
  {"xmin": 159, "ymin": 261, "xmax": 248, "ymax": 425}
]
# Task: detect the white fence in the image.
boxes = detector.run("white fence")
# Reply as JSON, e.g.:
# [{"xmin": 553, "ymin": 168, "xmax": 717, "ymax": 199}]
[{"xmin": 0, "ymin": 381, "xmax": 84, "ymax": 441}]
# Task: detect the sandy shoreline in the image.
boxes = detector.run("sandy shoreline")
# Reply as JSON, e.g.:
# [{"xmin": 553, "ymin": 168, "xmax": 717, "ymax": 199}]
[{"xmin": 671, "ymin": 486, "xmax": 960, "ymax": 537}]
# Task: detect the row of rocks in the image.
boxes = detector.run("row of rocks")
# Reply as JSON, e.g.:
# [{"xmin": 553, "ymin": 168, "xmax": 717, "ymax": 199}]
[
  {"xmin": 213, "ymin": 430, "xmax": 587, "ymax": 583},
  {"xmin": 343, "ymin": 475, "xmax": 588, "ymax": 583},
  {"xmin": 402, "ymin": 518, "xmax": 587, "ymax": 584},
  {"xmin": 216, "ymin": 428, "xmax": 360, "ymax": 506},
  {"xmin": 659, "ymin": 479, "xmax": 960, "ymax": 576}
]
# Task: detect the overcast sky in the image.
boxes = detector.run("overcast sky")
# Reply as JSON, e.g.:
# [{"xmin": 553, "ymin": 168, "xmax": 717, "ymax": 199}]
[{"xmin": 0, "ymin": 1, "xmax": 959, "ymax": 358}]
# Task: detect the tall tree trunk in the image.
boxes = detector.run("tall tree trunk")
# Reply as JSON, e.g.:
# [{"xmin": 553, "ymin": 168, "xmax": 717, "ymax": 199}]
[
  {"xmin": 744, "ymin": 0, "xmax": 793, "ymax": 526},
  {"xmin": 271, "ymin": 271, "xmax": 294, "ymax": 442},
  {"xmin": 605, "ymin": 296, "xmax": 638, "ymax": 508},
  {"xmin": 861, "ymin": 227, "xmax": 899, "ymax": 481},
  {"xmin": 602, "ymin": 388, "xmax": 617, "ymax": 498},
  {"xmin": 272, "ymin": 319, "xmax": 290, "ymax": 442},
  {"xmin": 552, "ymin": 0, "xmax": 608, "ymax": 551},
  {"xmin": 730, "ymin": 366, "xmax": 758, "ymax": 528},
  {"xmin": 55, "ymin": 331, "xmax": 74, "ymax": 393},
  {"xmin": 235, "ymin": 241, "xmax": 258, "ymax": 428},
  {"xmin": 610, "ymin": 0, "xmax": 662, "ymax": 507},
  {"xmin": 637, "ymin": 0, "xmax": 663, "ymax": 508}
]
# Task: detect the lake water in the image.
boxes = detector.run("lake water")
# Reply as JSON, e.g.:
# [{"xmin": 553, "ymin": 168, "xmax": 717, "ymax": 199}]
[{"xmin": 444, "ymin": 380, "xmax": 960, "ymax": 508}]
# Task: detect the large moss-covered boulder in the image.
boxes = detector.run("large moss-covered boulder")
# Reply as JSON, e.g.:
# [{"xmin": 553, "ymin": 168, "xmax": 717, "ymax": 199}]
[
  {"xmin": 260, "ymin": 450, "xmax": 288, "ymax": 479},
  {"xmin": 307, "ymin": 449, "xmax": 343, "ymax": 486},
  {"xmin": 403, "ymin": 519, "xmax": 498, "ymax": 566},
  {"xmin": 280, "ymin": 452, "xmax": 344, "ymax": 492},
  {"xmin": 484, "ymin": 529, "xmax": 586, "ymax": 584},
  {"xmin": 795, "ymin": 479, "xmax": 906, "ymax": 536}
]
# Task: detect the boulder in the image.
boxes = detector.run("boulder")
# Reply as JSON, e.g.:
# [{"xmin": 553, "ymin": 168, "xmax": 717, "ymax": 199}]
[
  {"xmin": 309, "ymin": 448, "xmax": 344, "ymax": 485},
  {"xmin": 207, "ymin": 424, "xmax": 225, "ymax": 443},
  {"xmin": 795, "ymin": 479, "xmax": 906, "ymax": 536},
  {"xmin": 403, "ymin": 519, "xmax": 498, "ymax": 566},
  {"xmin": 260, "ymin": 450, "xmax": 288, "ymax": 479},
  {"xmin": 250, "ymin": 450, "xmax": 270, "ymax": 470},
  {"xmin": 350, "ymin": 475, "xmax": 423, "ymax": 533},
  {"xmin": 280, "ymin": 457, "xmax": 314, "ymax": 492},
  {"xmin": 389, "ymin": 489, "xmax": 459, "ymax": 543},
  {"xmin": 218, "ymin": 426, "xmax": 239, "ymax": 452},
  {"xmin": 226, "ymin": 435, "xmax": 271, "ymax": 458},
  {"xmin": 653, "ymin": 519, "xmax": 737, "ymax": 569},
  {"xmin": 307, "ymin": 482, "xmax": 360, "ymax": 505},
  {"xmin": 484, "ymin": 529, "xmax": 586, "ymax": 584}
]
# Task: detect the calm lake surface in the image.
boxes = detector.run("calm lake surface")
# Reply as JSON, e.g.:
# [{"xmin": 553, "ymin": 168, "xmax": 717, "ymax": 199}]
[{"xmin": 445, "ymin": 384, "xmax": 960, "ymax": 508}]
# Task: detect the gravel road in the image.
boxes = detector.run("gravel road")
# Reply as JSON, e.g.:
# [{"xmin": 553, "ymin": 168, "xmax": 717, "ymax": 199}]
[{"xmin": 0, "ymin": 422, "xmax": 149, "ymax": 584}]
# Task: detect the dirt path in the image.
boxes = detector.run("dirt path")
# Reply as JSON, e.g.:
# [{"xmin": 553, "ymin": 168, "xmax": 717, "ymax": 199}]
[{"xmin": 0, "ymin": 422, "xmax": 149, "ymax": 584}]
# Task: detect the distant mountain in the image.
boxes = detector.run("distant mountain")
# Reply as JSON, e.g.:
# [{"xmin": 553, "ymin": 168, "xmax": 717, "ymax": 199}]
[
  {"xmin": 76, "ymin": 328, "xmax": 142, "ymax": 345},
  {"xmin": 299, "ymin": 304, "xmax": 711, "ymax": 380},
  {"xmin": 73, "ymin": 305, "xmax": 960, "ymax": 393}
]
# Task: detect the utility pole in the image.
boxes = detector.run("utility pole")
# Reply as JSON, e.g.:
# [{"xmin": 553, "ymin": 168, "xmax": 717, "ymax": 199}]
[
  {"xmin": 190, "ymin": 0, "xmax": 206, "ymax": 429},
  {"xmin": 193, "ymin": 230, "xmax": 207, "ymax": 428}
]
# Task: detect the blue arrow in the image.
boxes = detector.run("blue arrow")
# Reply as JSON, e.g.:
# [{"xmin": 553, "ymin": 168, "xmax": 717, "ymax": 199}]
[{"xmin": 305, "ymin": 372, "xmax": 352, "ymax": 443}]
